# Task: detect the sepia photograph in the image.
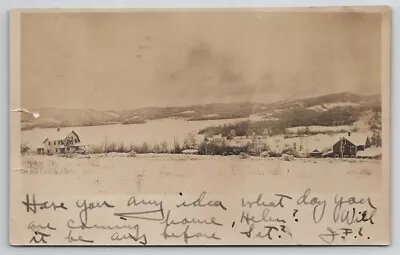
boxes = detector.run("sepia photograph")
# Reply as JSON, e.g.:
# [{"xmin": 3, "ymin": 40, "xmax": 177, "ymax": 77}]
[{"xmin": 9, "ymin": 7, "xmax": 391, "ymax": 246}]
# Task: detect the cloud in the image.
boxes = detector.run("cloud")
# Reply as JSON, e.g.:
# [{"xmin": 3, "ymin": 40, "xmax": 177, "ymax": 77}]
[{"xmin": 159, "ymin": 43, "xmax": 260, "ymax": 104}]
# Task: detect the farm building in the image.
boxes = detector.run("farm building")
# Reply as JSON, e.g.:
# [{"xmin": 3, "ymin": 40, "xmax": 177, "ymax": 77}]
[
  {"xmin": 356, "ymin": 147, "xmax": 382, "ymax": 159},
  {"xmin": 38, "ymin": 130, "xmax": 89, "ymax": 155},
  {"xmin": 322, "ymin": 150, "xmax": 334, "ymax": 158},
  {"xmin": 332, "ymin": 132, "xmax": 371, "ymax": 158},
  {"xmin": 209, "ymin": 134, "xmax": 226, "ymax": 144},
  {"xmin": 310, "ymin": 149, "xmax": 323, "ymax": 158}
]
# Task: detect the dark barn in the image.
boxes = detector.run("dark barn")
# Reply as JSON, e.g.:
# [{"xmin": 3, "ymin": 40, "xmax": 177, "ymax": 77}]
[
  {"xmin": 310, "ymin": 149, "xmax": 323, "ymax": 158},
  {"xmin": 332, "ymin": 132, "xmax": 370, "ymax": 158}
]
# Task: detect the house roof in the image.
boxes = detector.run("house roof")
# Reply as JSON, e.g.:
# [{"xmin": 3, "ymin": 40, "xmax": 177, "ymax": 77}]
[
  {"xmin": 337, "ymin": 133, "xmax": 369, "ymax": 146},
  {"xmin": 322, "ymin": 150, "xmax": 333, "ymax": 156},
  {"xmin": 43, "ymin": 132, "xmax": 68, "ymax": 143},
  {"xmin": 310, "ymin": 149, "xmax": 322, "ymax": 153},
  {"xmin": 43, "ymin": 130, "xmax": 78, "ymax": 143},
  {"xmin": 357, "ymin": 147, "xmax": 382, "ymax": 157}
]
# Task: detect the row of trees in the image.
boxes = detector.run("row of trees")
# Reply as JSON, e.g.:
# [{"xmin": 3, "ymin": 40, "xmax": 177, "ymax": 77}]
[
  {"xmin": 198, "ymin": 107, "xmax": 362, "ymax": 138},
  {"xmin": 91, "ymin": 132, "xmax": 200, "ymax": 154},
  {"xmin": 86, "ymin": 137, "xmax": 303, "ymax": 157},
  {"xmin": 92, "ymin": 141, "xmax": 178, "ymax": 154},
  {"xmin": 197, "ymin": 140, "xmax": 275, "ymax": 156}
]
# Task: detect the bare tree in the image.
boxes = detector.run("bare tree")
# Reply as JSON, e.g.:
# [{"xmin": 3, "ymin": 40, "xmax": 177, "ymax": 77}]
[
  {"xmin": 173, "ymin": 138, "xmax": 181, "ymax": 153},
  {"xmin": 161, "ymin": 141, "xmax": 168, "ymax": 153},
  {"xmin": 153, "ymin": 143, "xmax": 161, "ymax": 153},
  {"xmin": 188, "ymin": 132, "xmax": 197, "ymax": 149}
]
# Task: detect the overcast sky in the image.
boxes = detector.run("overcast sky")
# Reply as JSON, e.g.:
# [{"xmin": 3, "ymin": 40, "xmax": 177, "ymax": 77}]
[{"xmin": 21, "ymin": 10, "xmax": 382, "ymax": 110}]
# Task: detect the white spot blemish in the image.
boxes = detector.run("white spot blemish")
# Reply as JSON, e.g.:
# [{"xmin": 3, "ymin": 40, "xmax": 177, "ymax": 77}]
[{"xmin": 10, "ymin": 108, "xmax": 40, "ymax": 119}]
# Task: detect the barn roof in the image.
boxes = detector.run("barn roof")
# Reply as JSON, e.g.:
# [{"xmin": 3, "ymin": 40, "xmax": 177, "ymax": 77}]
[
  {"xmin": 357, "ymin": 147, "xmax": 381, "ymax": 157},
  {"xmin": 43, "ymin": 130, "xmax": 78, "ymax": 143},
  {"xmin": 337, "ymin": 133, "xmax": 369, "ymax": 146}
]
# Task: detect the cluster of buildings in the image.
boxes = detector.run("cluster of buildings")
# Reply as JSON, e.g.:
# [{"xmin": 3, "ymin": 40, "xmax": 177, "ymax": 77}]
[
  {"xmin": 183, "ymin": 132, "xmax": 381, "ymax": 159},
  {"xmin": 310, "ymin": 132, "xmax": 380, "ymax": 158},
  {"xmin": 36, "ymin": 130, "xmax": 90, "ymax": 155}
]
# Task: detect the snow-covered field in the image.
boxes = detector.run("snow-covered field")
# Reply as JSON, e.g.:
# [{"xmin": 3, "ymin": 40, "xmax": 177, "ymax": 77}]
[
  {"xmin": 21, "ymin": 118, "xmax": 245, "ymax": 150},
  {"xmin": 15, "ymin": 154, "xmax": 382, "ymax": 196}
]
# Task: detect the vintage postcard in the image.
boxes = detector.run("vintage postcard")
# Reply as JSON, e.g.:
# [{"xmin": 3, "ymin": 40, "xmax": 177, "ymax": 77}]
[{"xmin": 9, "ymin": 7, "xmax": 391, "ymax": 246}]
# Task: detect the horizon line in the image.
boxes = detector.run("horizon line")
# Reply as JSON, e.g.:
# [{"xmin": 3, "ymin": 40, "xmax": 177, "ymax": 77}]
[{"xmin": 26, "ymin": 91, "xmax": 381, "ymax": 112}]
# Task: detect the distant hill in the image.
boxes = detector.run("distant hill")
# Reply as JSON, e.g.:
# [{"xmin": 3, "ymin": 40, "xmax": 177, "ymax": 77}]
[{"xmin": 21, "ymin": 92, "xmax": 381, "ymax": 130}]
